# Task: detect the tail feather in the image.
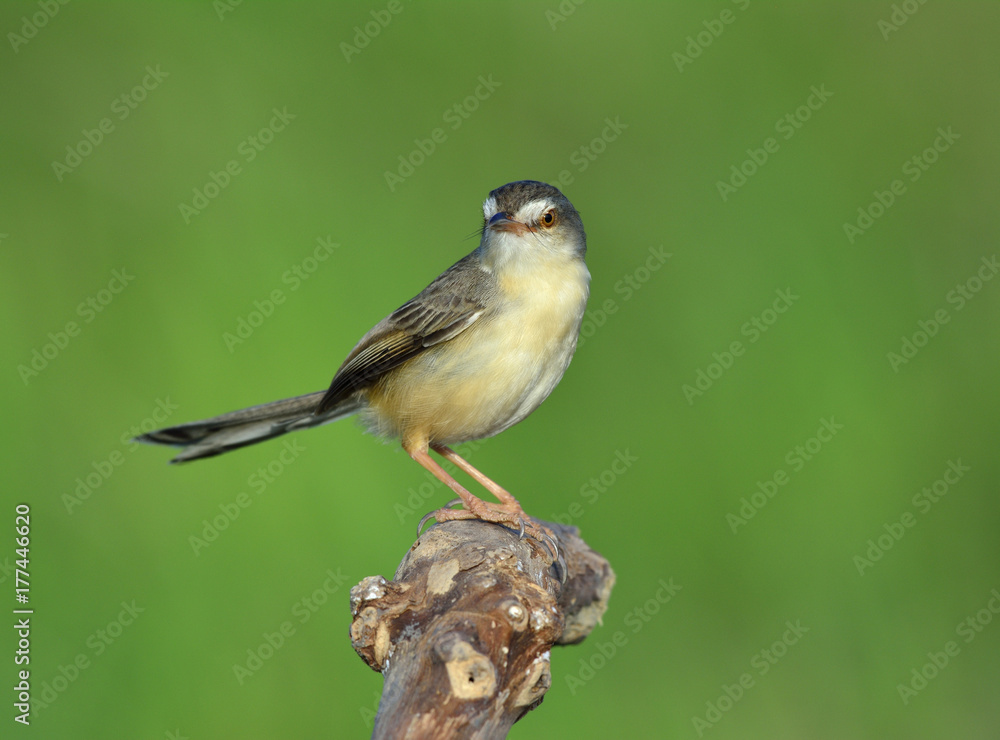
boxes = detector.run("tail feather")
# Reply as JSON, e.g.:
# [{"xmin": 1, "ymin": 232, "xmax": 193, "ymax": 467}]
[{"xmin": 136, "ymin": 391, "xmax": 361, "ymax": 463}]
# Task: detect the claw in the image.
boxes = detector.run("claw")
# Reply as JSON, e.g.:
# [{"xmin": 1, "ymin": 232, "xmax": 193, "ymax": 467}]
[
  {"xmin": 542, "ymin": 531, "xmax": 559, "ymax": 564},
  {"xmin": 534, "ymin": 527, "xmax": 566, "ymax": 583},
  {"xmin": 416, "ymin": 510, "xmax": 436, "ymax": 536},
  {"xmin": 555, "ymin": 549, "xmax": 568, "ymax": 584},
  {"xmin": 416, "ymin": 501, "xmax": 566, "ymax": 582},
  {"xmin": 416, "ymin": 498, "xmax": 463, "ymax": 536}
]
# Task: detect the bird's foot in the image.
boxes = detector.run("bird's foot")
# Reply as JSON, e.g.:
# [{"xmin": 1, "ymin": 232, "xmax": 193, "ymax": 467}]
[{"xmin": 417, "ymin": 497, "xmax": 563, "ymax": 577}]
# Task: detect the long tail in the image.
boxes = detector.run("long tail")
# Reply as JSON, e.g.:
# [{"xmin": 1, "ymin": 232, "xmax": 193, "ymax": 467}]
[{"xmin": 135, "ymin": 391, "xmax": 362, "ymax": 463}]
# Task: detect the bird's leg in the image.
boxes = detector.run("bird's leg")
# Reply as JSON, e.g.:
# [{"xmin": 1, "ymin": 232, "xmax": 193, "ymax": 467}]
[
  {"xmin": 407, "ymin": 443, "xmax": 559, "ymax": 564},
  {"xmin": 431, "ymin": 444, "xmax": 521, "ymax": 507},
  {"xmin": 407, "ymin": 446, "xmax": 500, "ymax": 523}
]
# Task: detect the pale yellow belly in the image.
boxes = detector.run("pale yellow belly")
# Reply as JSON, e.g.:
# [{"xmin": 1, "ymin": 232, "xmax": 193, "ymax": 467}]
[{"xmin": 364, "ymin": 260, "xmax": 589, "ymax": 448}]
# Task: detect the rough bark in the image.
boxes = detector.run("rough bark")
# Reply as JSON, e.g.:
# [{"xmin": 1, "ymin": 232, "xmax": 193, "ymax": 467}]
[{"xmin": 350, "ymin": 519, "xmax": 615, "ymax": 739}]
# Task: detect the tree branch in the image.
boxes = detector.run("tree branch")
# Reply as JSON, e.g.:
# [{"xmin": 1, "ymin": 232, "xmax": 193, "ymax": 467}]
[{"xmin": 350, "ymin": 519, "xmax": 615, "ymax": 739}]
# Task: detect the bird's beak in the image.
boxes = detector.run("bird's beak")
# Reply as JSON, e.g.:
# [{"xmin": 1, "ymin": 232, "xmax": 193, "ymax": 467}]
[{"xmin": 488, "ymin": 211, "xmax": 533, "ymax": 237}]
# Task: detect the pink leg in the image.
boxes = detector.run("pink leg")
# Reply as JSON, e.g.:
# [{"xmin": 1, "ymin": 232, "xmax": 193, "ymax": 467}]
[
  {"xmin": 431, "ymin": 444, "xmax": 521, "ymax": 507},
  {"xmin": 407, "ymin": 444, "xmax": 560, "ymax": 565},
  {"xmin": 407, "ymin": 446, "xmax": 525, "ymax": 526},
  {"xmin": 404, "ymin": 441, "xmax": 563, "ymax": 550}
]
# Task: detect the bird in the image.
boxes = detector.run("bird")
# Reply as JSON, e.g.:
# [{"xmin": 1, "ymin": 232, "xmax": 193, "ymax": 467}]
[{"xmin": 137, "ymin": 180, "xmax": 590, "ymax": 542}]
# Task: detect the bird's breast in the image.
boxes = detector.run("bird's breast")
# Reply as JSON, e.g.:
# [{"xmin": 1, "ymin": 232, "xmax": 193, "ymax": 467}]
[{"xmin": 366, "ymin": 257, "xmax": 590, "ymax": 447}]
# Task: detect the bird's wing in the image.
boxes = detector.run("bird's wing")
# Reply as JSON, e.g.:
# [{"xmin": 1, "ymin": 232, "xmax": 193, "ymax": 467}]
[{"xmin": 315, "ymin": 253, "xmax": 495, "ymax": 413}]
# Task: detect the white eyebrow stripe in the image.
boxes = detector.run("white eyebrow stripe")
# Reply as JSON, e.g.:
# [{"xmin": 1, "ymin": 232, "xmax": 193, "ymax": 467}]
[{"xmin": 516, "ymin": 199, "xmax": 552, "ymax": 223}]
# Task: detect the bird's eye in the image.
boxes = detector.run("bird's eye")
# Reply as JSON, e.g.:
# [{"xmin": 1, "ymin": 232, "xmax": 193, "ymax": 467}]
[{"xmin": 540, "ymin": 210, "xmax": 557, "ymax": 228}]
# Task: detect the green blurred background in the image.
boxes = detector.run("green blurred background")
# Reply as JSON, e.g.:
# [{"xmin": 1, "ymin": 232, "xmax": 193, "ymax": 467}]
[{"xmin": 3, "ymin": 2, "xmax": 999, "ymax": 738}]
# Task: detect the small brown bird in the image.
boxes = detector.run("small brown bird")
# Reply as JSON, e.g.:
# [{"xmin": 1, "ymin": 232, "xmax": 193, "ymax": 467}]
[{"xmin": 138, "ymin": 180, "xmax": 590, "ymax": 539}]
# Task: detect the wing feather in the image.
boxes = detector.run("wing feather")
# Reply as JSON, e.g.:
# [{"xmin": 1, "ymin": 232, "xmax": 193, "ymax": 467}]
[{"xmin": 315, "ymin": 253, "xmax": 495, "ymax": 413}]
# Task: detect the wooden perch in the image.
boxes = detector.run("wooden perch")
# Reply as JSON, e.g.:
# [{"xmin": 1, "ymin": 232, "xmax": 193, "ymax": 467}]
[{"xmin": 350, "ymin": 519, "xmax": 615, "ymax": 739}]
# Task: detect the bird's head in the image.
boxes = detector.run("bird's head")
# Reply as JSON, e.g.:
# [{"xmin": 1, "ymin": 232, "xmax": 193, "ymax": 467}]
[{"xmin": 478, "ymin": 181, "xmax": 586, "ymax": 270}]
